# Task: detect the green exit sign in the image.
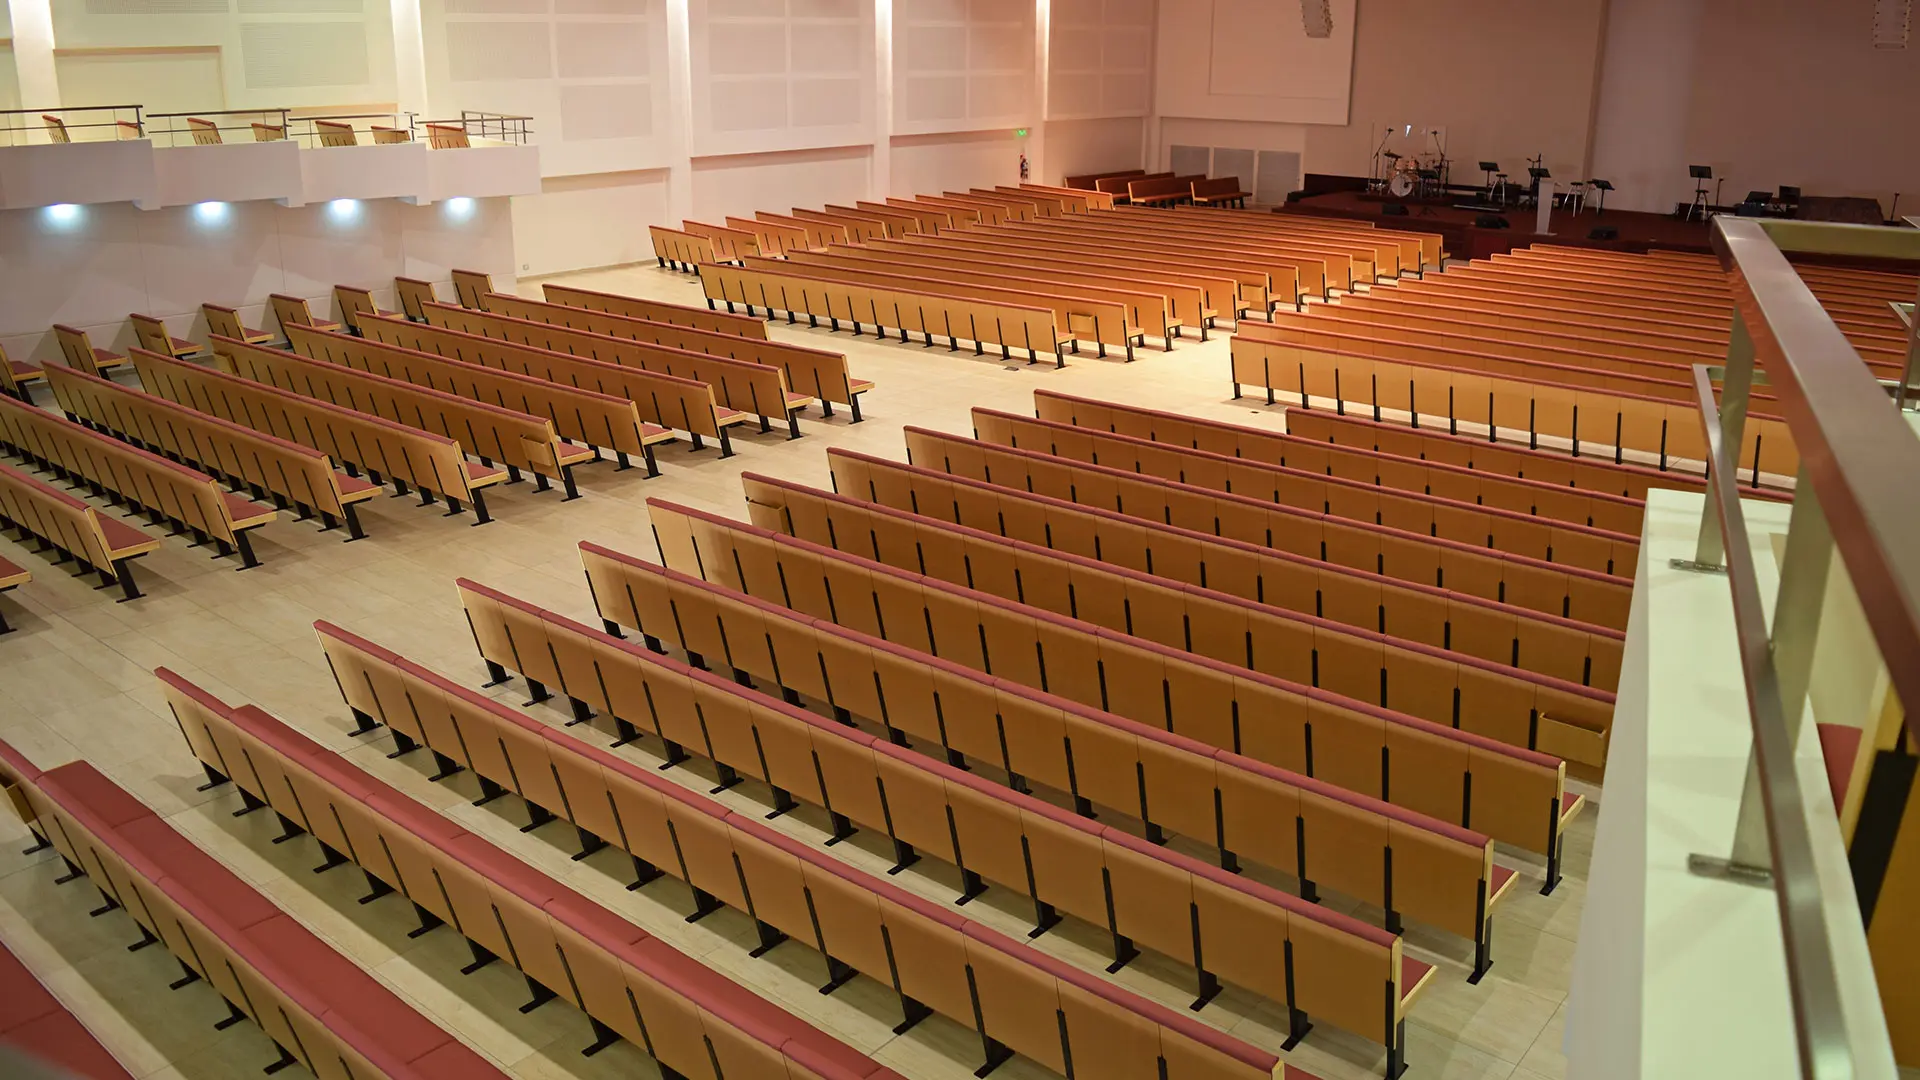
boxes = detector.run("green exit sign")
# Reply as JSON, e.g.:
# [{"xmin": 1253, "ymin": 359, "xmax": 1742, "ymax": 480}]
[{"xmin": 1014, "ymin": 128, "xmax": 1028, "ymax": 137}]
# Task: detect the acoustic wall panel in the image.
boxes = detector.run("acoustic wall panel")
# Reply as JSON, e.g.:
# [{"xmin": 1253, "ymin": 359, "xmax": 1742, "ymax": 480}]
[
  {"xmin": 1048, "ymin": 0, "xmax": 1153, "ymax": 120},
  {"xmin": 892, "ymin": 0, "xmax": 1035, "ymax": 136},
  {"xmin": 1168, "ymin": 143, "xmax": 1208, "ymax": 177},
  {"xmin": 1253, "ymin": 149, "xmax": 1301, "ymax": 204},
  {"xmin": 242, "ymin": 21, "xmax": 373, "ymax": 88},
  {"xmin": 423, "ymin": 0, "xmax": 670, "ymax": 176},
  {"xmin": 690, "ymin": 0, "xmax": 875, "ymax": 157},
  {"xmin": 1213, "ymin": 145, "xmax": 1255, "ymax": 186}
]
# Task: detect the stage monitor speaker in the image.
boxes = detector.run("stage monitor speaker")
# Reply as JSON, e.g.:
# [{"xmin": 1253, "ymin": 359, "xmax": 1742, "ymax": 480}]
[
  {"xmin": 1382, "ymin": 203, "xmax": 1408, "ymax": 216},
  {"xmin": 1589, "ymin": 226, "xmax": 1619, "ymax": 240},
  {"xmin": 1475, "ymin": 214, "xmax": 1510, "ymax": 229}
]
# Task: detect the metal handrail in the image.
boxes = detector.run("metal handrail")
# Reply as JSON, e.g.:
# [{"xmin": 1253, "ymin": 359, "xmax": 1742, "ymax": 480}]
[
  {"xmin": 1689, "ymin": 362, "xmax": 1852, "ymax": 1080},
  {"xmin": 0, "ymin": 104, "xmax": 145, "ymax": 141},
  {"xmin": 144, "ymin": 108, "xmax": 292, "ymax": 148}
]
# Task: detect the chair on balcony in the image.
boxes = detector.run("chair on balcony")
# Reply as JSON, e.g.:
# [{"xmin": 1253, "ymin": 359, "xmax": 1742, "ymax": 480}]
[
  {"xmin": 314, "ymin": 120, "xmax": 357, "ymax": 147},
  {"xmin": 188, "ymin": 118, "xmax": 223, "ymax": 145},
  {"xmin": 251, "ymin": 122, "xmax": 285, "ymax": 142},
  {"xmin": 371, "ymin": 126, "xmax": 411, "ymax": 144},
  {"xmin": 42, "ymin": 116, "xmax": 69, "ymax": 144},
  {"xmin": 425, "ymin": 123, "xmax": 470, "ymax": 149},
  {"xmin": 115, "ymin": 121, "xmax": 143, "ymax": 141}
]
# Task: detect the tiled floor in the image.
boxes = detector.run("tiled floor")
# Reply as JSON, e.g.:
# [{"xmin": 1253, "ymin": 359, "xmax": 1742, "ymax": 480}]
[{"xmin": 0, "ymin": 263, "xmax": 1592, "ymax": 1080}]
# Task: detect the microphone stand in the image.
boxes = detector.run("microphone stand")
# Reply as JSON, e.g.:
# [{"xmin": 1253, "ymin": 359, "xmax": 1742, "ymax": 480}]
[{"xmin": 1371, "ymin": 127, "xmax": 1393, "ymax": 185}]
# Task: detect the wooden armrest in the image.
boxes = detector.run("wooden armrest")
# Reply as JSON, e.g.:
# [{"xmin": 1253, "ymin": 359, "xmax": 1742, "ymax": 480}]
[{"xmin": 1487, "ymin": 865, "xmax": 1522, "ymax": 911}]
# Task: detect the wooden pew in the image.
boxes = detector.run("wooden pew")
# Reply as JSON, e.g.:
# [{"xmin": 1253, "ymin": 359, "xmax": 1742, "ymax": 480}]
[
  {"xmin": 1229, "ymin": 323, "xmax": 1801, "ymax": 488},
  {"xmin": 654, "ymin": 478, "xmax": 1610, "ymax": 775},
  {"xmin": 128, "ymin": 313, "xmax": 197, "ymax": 359},
  {"xmin": 0, "ymin": 742, "xmax": 512, "ymax": 1080},
  {"xmin": 161, "ymin": 341, "xmax": 506, "ymax": 520},
  {"xmin": 984, "ymin": 187, "xmax": 1072, "ymax": 216},
  {"xmin": 1096, "ymin": 171, "xmax": 1170, "ymax": 203},
  {"xmin": 0, "ymin": 343, "xmax": 45, "ymax": 401},
  {"xmin": 794, "ymin": 207, "xmax": 887, "ymax": 243},
  {"xmin": 318, "ymin": 613, "xmax": 1303, "ymax": 1080},
  {"xmin": 942, "ymin": 190, "xmax": 1041, "ymax": 221},
  {"xmin": 1019, "ymin": 183, "xmax": 1117, "ymax": 210},
  {"xmin": 332, "ymin": 284, "xmax": 401, "ymax": 335},
  {"xmin": 829, "ymin": 202, "xmax": 922, "ymax": 236},
  {"xmin": 885, "ymin": 196, "xmax": 975, "ymax": 228},
  {"xmin": 522, "ymin": 560, "xmax": 1423, "ymax": 1076},
  {"xmin": 483, "ymin": 291, "xmax": 873, "ymax": 420},
  {"xmin": 158, "ymin": 671, "xmax": 907, "ymax": 1080},
  {"xmin": 0, "ymin": 932, "xmax": 134, "ymax": 1076},
  {"xmin": 681, "ymin": 219, "xmax": 761, "ymax": 262},
  {"xmin": 350, "ymin": 315, "xmax": 734, "ymax": 460},
  {"xmin": 962, "ymin": 411, "xmax": 1639, "ymax": 578},
  {"xmin": 861, "ymin": 199, "xmax": 947, "ymax": 233},
  {"xmin": 416, "ymin": 302, "xmax": 815, "ymax": 439},
  {"xmin": 392, "ymin": 277, "xmax": 442, "ymax": 321},
  {"xmin": 726, "ymin": 214, "xmax": 810, "ymax": 256},
  {"xmin": 1087, "ymin": 210, "xmax": 1374, "ymax": 285},
  {"xmin": 998, "ymin": 185, "xmax": 1094, "ymax": 212},
  {"xmin": 52, "ymin": 325, "xmax": 129, "ymax": 378},
  {"xmin": 0, "ymin": 458, "xmax": 157, "ymax": 601},
  {"xmin": 1174, "ymin": 207, "xmax": 1433, "ymax": 273},
  {"xmin": 267, "ymin": 293, "xmax": 343, "ymax": 336},
  {"xmin": 647, "ymin": 224, "xmax": 716, "ymax": 272},
  {"xmin": 48, "ymin": 356, "xmax": 380, "ymax": 540},
  {"xmin": 1033, "ymin": 390, "xmax": 1648, "ymax": 535},
  {"xmin": 1191, "ymin": 177, "xmax": 1252, "ymax": 208},
  {"xmin": 994, "ymin": 218, "xmax": 1319, "ymax": 305},
  {"xmin": 542, "ymin": 281, "xmax": 770, "ymax": 339},
  {"xmin": 450, "ymin": 269, "xmax": 495, "ymax": 309},
  {"xmin": 1128, "ymin": 174, "xmax": 1203, "ymax": 207},
  {"xmin": 783, "ymin": 246, "xmax": 1170, "ymax": 352},
  {"xmin": 911, "ymin": 194, "xmax": 1007, "ymax": 226},
  {"xmin": 200, "ymin": 303, "xmax": 275, "ymax": 346},
  {"xmin": 646, "ymin": 496, "xmax": 1530, "ymax": 963},
  {"xmin": 697, "ymin": 259, "xmax": 1067, "ymax": 366},
  {"xmin": 935, "ymin": 223, "xmax": 1282, "ymax": 316},
  {"xmin": 0, "ymin": 390, "xmax": 276, "ymax": 568},
  {"xmin": 1066, "ymin": 168, "xmax": 1144, "ymax": 191},
  {"xmin": 279, "ymin": 323, "xmax": 612, "ymax": 488},
  {"xmin": 759, "ymin": 209, "xmax": 848, "ymax": 249},
  {"xmin": 581, "ymin": 529, "xmax": 1583, "ymax": 886}
]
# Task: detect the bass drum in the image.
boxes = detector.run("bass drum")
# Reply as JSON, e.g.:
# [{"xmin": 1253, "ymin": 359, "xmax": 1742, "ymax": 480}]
[{"xmin": 1387, "ymin": 173, "xmax": 1415, "ymax": 198}]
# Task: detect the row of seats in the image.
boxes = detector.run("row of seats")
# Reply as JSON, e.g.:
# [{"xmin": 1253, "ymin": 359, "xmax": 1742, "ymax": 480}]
[
  {"xmin": 311, "ymin": 614, "xmax": 1300, "ymax": 1080},
  {"xmin": 578, "ymin": 538, "xmax": 1585, "ymax": 888},
  {"xmin": 969, "ymin": 407, "xmax": 1640, "ymax": 577},
  {"xmin": 0, "ymin": 456, "xmax": 157, "ymax": 601},
  {"xmin": 0, "ymin": 739, "xmax": 511, "ymax": 1080},
  {"xmin": 155, "ymin": 669, "xmax": 905, "ymax": 1080},
  {"xmin": 0, "ymin": 933, "xmax": 133, "ymax": 1078}
]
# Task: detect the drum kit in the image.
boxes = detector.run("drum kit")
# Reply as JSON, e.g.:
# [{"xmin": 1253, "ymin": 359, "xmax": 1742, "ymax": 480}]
[{"xmin": 1375, "ymin": 151, "xmax": 1446, "ymax": 199}]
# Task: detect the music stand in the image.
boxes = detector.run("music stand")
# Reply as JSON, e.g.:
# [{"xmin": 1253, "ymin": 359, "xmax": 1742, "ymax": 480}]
[
  {"xmin": 1588, "ymin": 178, "xmax": 1614, "ymax": 215},
  {"xmin": 1479, "ymin": 160, "xmax": 1500, "ymax": 197},
  {"xmin": 1687, "ymin": 164, "xmax": 1712, "ymax": 220},
  {"xmin": 1527, "ymin": 165, "xmax": 1550, "ymax": 208}
]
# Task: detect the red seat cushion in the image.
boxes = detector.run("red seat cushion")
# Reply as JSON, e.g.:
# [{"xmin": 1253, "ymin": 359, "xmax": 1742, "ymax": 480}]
[
  {"xmin": 0, "ymin": 946, "xmax": 61, "ymax": 1032},
  {"xmin": 116, "ymin": 818, "xmax": 279, "ymax": 933},
  {"xmin": 39, "ymin": 764, "xmax": 155, "ymax": 831},
  {"xmin": 3, "ymin": 1011, "xmax": 135, "ymax": 1079}
]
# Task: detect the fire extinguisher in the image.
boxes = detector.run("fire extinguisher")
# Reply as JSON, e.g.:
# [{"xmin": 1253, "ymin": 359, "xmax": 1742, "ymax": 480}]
[{"xmin": 1019, "ymin": 152, "xmax": 1030, "ymax": 181}]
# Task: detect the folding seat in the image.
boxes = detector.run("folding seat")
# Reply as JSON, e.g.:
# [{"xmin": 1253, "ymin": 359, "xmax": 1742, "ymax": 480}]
[
  {"xmin": 814, "ymin": 625, "xmax": 887, "ymax": 724},
  {"xmin": 870, "ymin": 745, "xmax": 959, "ymax": 866},
  {"xmin": 363, "ymin": 810, "xmax": 459, "ymax": 924},
  {"xmin": 802, "ymin": 729, "xmax": 887, "ymax": 832},
  {"xmin": 1386, "ymin": 823, "xmax": 1486, "ymax": 942},
  {"xmin": 960, "ymin": 927, "xmax": 1069, "ymax": 1074},
  {"xmin": 726, "ymin": 825, "xmax": 817, "ymax": 948},
  {"xmin": 1287, "ymin": 912, "xmax": 1395, "ymax": 1047},
  {"xmin": 1432, "ymin": 547, "xmax": 1504, "ymax": 607},
  {"xmin": 1113, "ymin": 575, "xmax": 1185, "ymax": 652},
  {"xmin": 1134, "ymin": 728, "xmax": 1221, "ymax": 845},
  {"xmin": 686, "ymin": 680, "xmax": 765, "ymax": 780},
  {"xmin": 1100, "ymin": 830, "xmax": 1201, "ymax": 970},
  {"xmin": 1242, "ymin": 603, "xmax": 1315, "ymax": 685},
  {"xmin": 990, "ymin": 488, "xmax": 1053, "ymax": 547},
  {"xmin": 746, "ymin": 703, "xmax": 827, "ymax": 807},
  {"xmin": 540, "ymin": 614, "xmax": 614, "ymax": 716},
  {"xmin": 446, "ymin": 698, "xmax": 516, "ymax": 793},
  {"xmin": 1379, "ymin": 643, "xmax": 1459, "ymax": 729},
  {"xmin": 875, "ymin": 896, "xmax": 975, "ymax": 1022},
  {"xmin": 866, "ymin": 647, "xmax": 946, "ymax": 747},
  {"xmin": 922, "ymin": 589, "xmax": 986, "ymax": 669},
  {"xmin": 1215, "ymin": 763, "xmax": 1301, "ymax": 875},
  {"xmin": 1313, "ymin": 630, "xmax": 1388, "ymax": 705},
  {"xmin": 700, "ymin": 1010, "xmax": 794, "ymax": 1080},
  {"xmin": 795, "ymin": 859, "xmax": 893, "ymax": 979},
  {"xmin": 457, "ymin": 585, "xmax": 524, "ymax": 673},
  {"xmin": 1299, "ymin": 786, "xmax": 1388, "ymax": 909},
  {"xmin": 658, "ymin": 801, "xmax": 748, "ymax": 912},
  {"xmin": 549, "ymin": 900, "xmax": 649, "ymax": 1040},
  {"xmin": 866, "ymin": 572, "xmax": 931, "ymax": 653},
  {"xmin": 1454, "ymin": 668, "xmax": 1540, "ymax": 750},
  {"xmin": 806, "ymin": 554, "xmax": 876, "ymax": 636},
  {"xmin": 864, "ymin": 507, "xmax": 923, "ymax": 567},
  {"xmin": 985, "ymin": 688, "xmax": 1072, "ymax": 793},
  {"xmin": 756, "ymin": 606, "xmax": 831, "ymax": 701},
  {"xmin": 490, "ymin": 714, "xmax": 569, "ymax": 814},
  {"xmin": 1055, "ymin": 975, "xmax": 1166, "ymax": 1080},
  {"xmin": 975, "ymin": 601, "xmax": 1044, "ymax": 686},
  {"xmin": 624, "ymin": 942, "xmax": 720, "ymax": 1077},
  {"xmin": 1303, "ymin": 698, "xmax": 1387, "ymax": 798},
  {"xmin": 600, "ymin": 770, "xmax": 684, "ymax": 880},
  {"xmin": 1020, "ymin": 802, "xmax": 1108, "ymax": 926}
]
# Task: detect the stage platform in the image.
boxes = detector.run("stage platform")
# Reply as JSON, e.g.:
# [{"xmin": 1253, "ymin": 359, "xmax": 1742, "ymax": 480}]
[{"xmin": 1280, "ymin": 190, "xmax": 1715, "ymax": 261}]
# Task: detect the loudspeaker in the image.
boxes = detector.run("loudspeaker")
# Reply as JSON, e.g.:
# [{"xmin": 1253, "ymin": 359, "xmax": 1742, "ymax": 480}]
[
  {"xmin": 1382, "ymin": 203, "xmax": 1408, "ymax": 216},
  {"xmin": 1474, "ymin": 214, "xmax": 1510, "ymax": 229},
  {"xmin": 1588, "ymin": 226, "xmax": 1618, "ymax": 240}
]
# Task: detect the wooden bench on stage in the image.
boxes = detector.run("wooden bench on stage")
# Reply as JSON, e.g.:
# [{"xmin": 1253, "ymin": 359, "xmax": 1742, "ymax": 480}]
[
  {"xmin": 698, "ymin": 259, "xmax": 1069, "ymax": 366},
  {"xmin": 451, "ymin": 268, "xmax": 494, "ymax": 309},
  {"xmin": 1128, "ymin": 174, "xmax": 1204, "ymax": 207},
  {"xmin": 52, "ymin": 325, "xmax": 129, "ymax": 378},
  {"xmin": 0, "ymin": 932, "xmax": 133, "ymax": 1077},
  {"xmin": 1191, "ymin": 177, "xmax": 1253, "ymax": 208},
  {"xmin": 0, "ymin": 344, "xmax": 44, "ymax": 401},
  {"xmin": 319, "ymin": 614, "xmax": 1309, "ymax": 1080},
  {"xmin": 484, "ymin": 290, "xmax": 874, "ymax": 421},
  {"xmin": 332, "ymin": 284, "xmax": 401, "ymax": 335},
  {"xmin": 49, "ymin": 356, "xmax": 381, "ymax": 539},
  {"xmin": 160, "ymin": 342, "xmax": 507, "ymax": 521},
  {"xmin": 1096, "ymin": 171, "xmax": 1172, "ymax": 204},
  {"xmin": 158, "ymin": 671, "xmax": 905, "ymax": 1080},
  {"xmin": 647, "ymin": 497, "xmax": 1526, "ymax": 978},
  {"xmin": 393, "ymin": 276, "xmax": 442, "ymax": 321},
  {"xmin": 199, "ymin": 303, "xmax": 274, "ymax": 346},
  {"xmin": 350, "ymin": 315, "xmax": 731, "ymax": 462},
  {"xmin": 0, "ymin": 741, "xmax": 511, "ymax": 1080},
  {"xmin": 0, "ymin": 459, "xmax": 157, "ymax": 602},
  {"xmin": 0, "ymin": 390, "xmax": 275, "ymax": 571},
  {"xmin": 128, "ymin": 313, "xmax": 198, "ymax": 359},
  {"xmin": 647, "ymin": 224, "xmax": 716, "ymax": 272},
  {"xmin": 472, "ymin": 567, "xmax": 1413, "ymax": 1077},
  {"xmin": 418, "ymin": 302, "xmax": 816, "ymax": 439},
  {"xmin": 278, "ymin": 324, "xmax": 612, "ymax": 489},
  {"xmin": 542, "ymin": 281, "xmax": 770, "ymax": 338}
]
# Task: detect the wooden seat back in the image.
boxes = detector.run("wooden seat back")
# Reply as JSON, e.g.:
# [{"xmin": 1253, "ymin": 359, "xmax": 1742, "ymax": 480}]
[
  {"xmin": 200, "ymin": 303, "xmax": 270, "ymax": 345},
  {"xmin": 0, "ymin": 458, "xmax": 151, "ymax": 578},
  {"xmin": 250, "ymin": 122, "xmax": 284, "ymax": 141},
  {"xmin": 449, "ymin": 268, "xmax": 493, "ymax": 309},
  {"xmin": 0, "ymin": 739, "xmax": 511, "ymax": 1080},
  {"xmin": 392, "ymin": 277, "xmax": 439, "ymax": 320},
  {"xmin": 370, "ymin": 125, "xmax": 410, "ymax": 143},
  {"xmin": 181, "ymin": 339, "xmax": 494, "ymax": 506},
  {"xmin": 52, "ymin": 355, "xmax": 372, "ymax": 527},
  {"xmin": 353, "ymin": 315, "xmax": 725, "ymax": 445},
  {"xmin": 998, "ymin": 217, "xmax": 1321, "ymax": 301},
  {"xmin": 317, "ymin": 612, "xmax": 1293, "ymax": 1080},
  {"xmin": 482, "ymin": 291, "xmax": 868, "ymax": 412},
  {"xmin": 680, "ymin": 219, "xmax": 761, "ymax": 261},
  {"xmin": 158, "ymin": 671, "xmax": 902, "ymax": 1080},
  {"xmin": 279, "ymin": 323, "xmax": 590, "ymax": 479},
  {"xmin": 1097, "ymin": 170, "xmax": 1170, "ymax": 197},
  {"xmin": 186, "ymin": 117, "xmax": 222, "ymax": 145},
  {"xmin": 1128, "ymin": 175, "xmax": 1197, "ymax": 204},
  {"xmin": 920, "ymin": 225, "xmax": 1273, "ymax": 313},
  {"xmin": 42, "ymin": 115, "xmax": 70, "ymax": 143},
  {"xmin": 331, "ymin": 284, "xmax": 389, "ymax": 333},
  {"xmin": 646, "ymin": 224, "xmax": 717, "ymax": 270},
  {"xmin": 313, "ymin": 119, "xmax": 357, "ymax": 147},
  {"xmin": 1191, "ymin": 176, "xmax": 1249, "ymax": 201},
  {"xmin": 541, "ymin": 281, "xmax": 769, "ymax": 339},
  {"xmin": 267, "ymin": 293, "xmax": 331, "ymax": 334},
  {"xmin": 129, "ymin": 313, "xmax": 192, "ymax": 357},
  {"xmin": 458, "ymin": 572, "xmax": 1390, "ymax": 1068},
  {"xmin": 52, "ymin": 324, "xmax": 120, "ymax": 377},
  {"xmin": 424, "ymin": 122, "xmax": 468, "ymax": 148},
  {"xmin": 0, "ymin": 387, "xmax": 269, "ymax": 549},
  {"xmin": 416, "ymin": 302, "xmax": 804, "ymax": 432},
  {"xmin": 829, "ymin": 202, "xmax": 921, "ymax": 235},
  {"xmin": 724, "ymin": 214, "xmax": 807, "ymax": 256},
  {"xmin": 794, "ymin": 207, "xmax": 886, "ymax": 242},
  {"xmin": 1065, "ymin": 168, "xmax": 1144, "ymax": 190}
]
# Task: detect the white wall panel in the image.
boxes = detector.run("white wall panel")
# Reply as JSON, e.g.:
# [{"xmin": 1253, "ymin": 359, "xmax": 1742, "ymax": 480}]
[
  {"xmin": 892, "ymin": 0, "xmax": 1034, "ymax": 136},
  {"xmin": 689, "ymin": 145, "xmax": 870, "ymax": 221},
  {"xmin": 1042, "ymin": 114, "xmax": 1143, "ymax": 182},
  {"xmin": 1047, "ymin": 0, "xmax": 1151, "ymax": 120},
  {"xmin": 0, "ymin": 196, "xmax": 512, "ymax": 361},
  {"xmin": 1154, "ymin": 0, "xmax": 1353, "ymax": 125},
  {"xmin": 889, "ymin": 129, "xmax": 1019, "ymax": 196},
  {"xmin": 688, "ymin": 0, "xmax": 874, "ymax": 157},
  {"xmin": 511, "ymin": 169, "xmax": 668, "ymax": 273},
  {"xmin": 422, "ymin": 0, "xmax": 670, "ymax": 177},
  {"xmin": 55, "ymin": 50, "xmax": 226, "ymax": 111}
]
